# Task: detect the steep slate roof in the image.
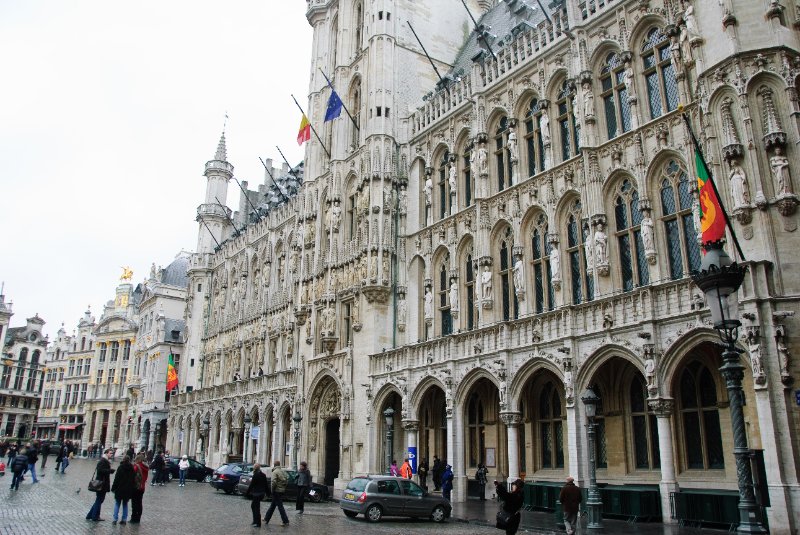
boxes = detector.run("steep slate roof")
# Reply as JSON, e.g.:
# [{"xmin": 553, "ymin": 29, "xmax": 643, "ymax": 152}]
[
  {"xmin": 160, "ymin": 256, "xmax": 190, "ymax": 288},
  {"xmin": 163, "ymin": 319, "xmax": 186, "ymax": 344}
]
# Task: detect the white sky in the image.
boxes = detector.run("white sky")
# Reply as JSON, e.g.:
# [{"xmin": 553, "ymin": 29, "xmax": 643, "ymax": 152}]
[{"xmin": 0, "ymin": 1, "xmax": 313, "ymax": 340}]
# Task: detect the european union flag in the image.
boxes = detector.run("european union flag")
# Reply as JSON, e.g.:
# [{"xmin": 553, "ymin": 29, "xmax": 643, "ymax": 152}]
[{"xmin": 324, "ymin": 89, "xmax": 343, "ymax": 122}]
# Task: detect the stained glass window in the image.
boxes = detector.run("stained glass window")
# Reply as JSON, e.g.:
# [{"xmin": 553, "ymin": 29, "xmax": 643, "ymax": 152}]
[
  {"xmin": 500, "ymin": 228, "xmax": 518, "ymax": 321},
  {"xmin": 567, "ymin": 201, "xmax": 592, "ymax": 304},
  {"xmin": 679, "ymin": 362, "xmax": 725, "ymax": 470},
  {"xmin": 556, "ymin": 81, "xmax": 580, "ymax": 162},
  {"xmin": 465, "ymin": 253, "xmax": 475, "ymax": 330},
  {"xmin": 614, "ymin": 179, "xmax": 649, "ymax": 290},
  {"xmin": 539, "ymin": 382, "xmax": 564, "ymax": 469},
  {"xmin": 600, "ymin": 52, "xmax": 631, "ymax": 140},
  {"xmin": 524, "ymin": 98, "xmax": 546, "ymax": 178},
  {"xmin": 660, "ymin": 160, "xmax": 701, "ymax": 279},
  {"xmin": 630, "ymin": 376, "xmax": 660, "ymax": 469},
  {"xmin": 438, "ymin": 262, "xmax": 452, "ymax": 336},
  {"xmin": 531, "ymin": 214, "xmax": 554, "ymax": 313},
  {"xmin": 494, "ymin": 116, "xmax": 511, "ymax": 192},
  {"xmin": 642, "ymin": 28, "xmax": 678, "ymax": 120}
]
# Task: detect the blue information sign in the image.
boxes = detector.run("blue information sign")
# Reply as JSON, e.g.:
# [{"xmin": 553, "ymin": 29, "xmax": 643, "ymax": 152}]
[
  {"xmin": 795, "ymin": 390, "xmax": 800, "ymax": 406},
  {"xmin": 408, "ymin": 446, "xmax": 417, "ymax": 474}
]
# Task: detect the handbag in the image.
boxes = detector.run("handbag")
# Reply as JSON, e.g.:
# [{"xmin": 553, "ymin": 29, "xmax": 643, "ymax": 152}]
[
  {"xmin": 496, "ymin": 510, "xmax": 513, "ymax": 529},
  {"xmin": 87, "ymin": 467, "xmax": 103, "ymax": 493}
]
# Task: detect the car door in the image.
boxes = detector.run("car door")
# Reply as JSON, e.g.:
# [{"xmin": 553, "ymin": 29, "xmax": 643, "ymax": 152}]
[
  {"xmin": 375, "ymin": 479, "xmax": 403, "ymax": 515},
  {"xmin": 400, "ymin": 480, "xmax": 428, "ymax": 516},
  {"xmin": 285, "ymin": 470, "xmax": 298, "ymax": 500}
]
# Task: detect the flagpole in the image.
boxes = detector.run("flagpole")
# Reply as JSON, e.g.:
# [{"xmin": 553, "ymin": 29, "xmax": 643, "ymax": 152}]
[
  {"xmin": 259, "ymin": 157, "xmax": 291, "ymax": 204},
  {"xmin": 318, "ymin": 69, "xmax": 360, "ymax": 132},
  {"xmin": 232, "ymin": 176, "xmax": 263, "ymax": 222},
  {"xmin": 459, "ymin": 1, "xmax": 498, "ymax": 62},
  {"xmin": 681, "ymin": 110, "xmax": 746, "ymax": 261},
  {"xmin": 290, "ymin": 94, "xmax": 331, "ymax": 158}
]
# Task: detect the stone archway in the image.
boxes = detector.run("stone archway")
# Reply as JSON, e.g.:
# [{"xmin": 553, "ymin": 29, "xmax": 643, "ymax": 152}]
[{"xmin": 308, "ymin": 375, "xmax": 342, "ymax": 485}]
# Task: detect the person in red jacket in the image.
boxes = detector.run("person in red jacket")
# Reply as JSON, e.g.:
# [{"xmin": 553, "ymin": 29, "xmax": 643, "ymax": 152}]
[
  {"xmin": 400, "ymin": 458, "xmax": 413, "ymax": 479},
  {"xmin": 130, "ymin": 453, "xmax": 149, "ymax": 524}
]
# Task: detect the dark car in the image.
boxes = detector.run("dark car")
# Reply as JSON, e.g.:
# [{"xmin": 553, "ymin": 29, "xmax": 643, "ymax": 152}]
[
  {"xmin": 209, "ymin": 462, "xmax": 253, "ymax": 494},
  {"xmin": 339, "ymin": 475, "xmax": 450, "ymax": 523},
  {"xmin": 237, "ymin": 468, "xmax": 329, "ymax": 502},
  {"xmin": 164, "ymin": 456, "xmax": 214, "ymax": 483}
]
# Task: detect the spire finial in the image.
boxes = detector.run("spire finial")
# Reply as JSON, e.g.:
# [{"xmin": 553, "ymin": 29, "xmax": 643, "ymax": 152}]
[{"xmin": 215, "ymin": 113, "xmax": 228, "ymax": 161}]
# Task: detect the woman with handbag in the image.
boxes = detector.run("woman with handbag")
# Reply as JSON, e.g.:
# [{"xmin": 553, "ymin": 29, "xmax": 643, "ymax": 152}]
[
  {"xmin": 86, "ymin": 449, "xmax": 115, "ymax": 522},
  {"xmin": 244, "ymin": 463, "xmax": 268, "ymax": 527},
  {"xmin": 494, "ymin": 479, "xmax": 524, "ymax": 535}
]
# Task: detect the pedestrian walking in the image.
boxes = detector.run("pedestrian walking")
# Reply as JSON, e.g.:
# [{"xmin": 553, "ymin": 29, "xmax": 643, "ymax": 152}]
[
  {"xmin": 389, "ymin": 459, "xmax": 399, "ymax": 476},
  {"xmin": 130, "ymin": 453, "xmax": 149, "ymax": 524},
  {"xmin": 111, "ymin": 456, "xmax": 136, "ymax": 525},
  {"xmin": 9, "ymin": 448, "xmax": 28, "ymax": 491},
  {"xmin": 86, "ymin": 449, "xmax": 115, "ymax": 522},
  {"xmin": 178, "ymin": 455, "xmax": 190, "ymax": 487},
  {"xmin": 432, "ymin": 455, "xmax": 442, "ymax": 491},
  {"xmin": 59, "ymin": 443, "xmax": 70, "ymax": 474},
  {"xmin": 475, "ymin": 463, "xmax": 488, "ymax": 500},
  {"xmin": 126, "ymin": 444, "xmax": 135, "ymax": 460},
  {"xmin": 400, "ymin": 458, "xmax": 413, "ymax": 479},
  {"xmin": 441, "ymin": 464, "xmax": 454, "ymax": 502},
  {"xmin": 418, "ymin": 458, "xmax": 429, "ymax": 490},
  {"xmin": 263, "ymin": 460, "xmax": 289, "ymax": 527},
  {"xmin": 295, "ymin": 461, "xmax": 311, "ymax": 514},
  {"xmin": 40, "ymin": 441, "xmax": 50, "ymax": 471},
  {"xmin": 7, "ymin": 443, "xmax": 16, "ymax": 467},
  {"xmin": 245, "ymin": 463, "xmax": 268, "ymax": 527},
  {"xmin": 494, "ymin": 478, "xmax": 524, "ymax": 535},
  {"xmin": 26, "ymin": 443, "xmax": 39, "ymax": 483},
  {"xmin": 149, "ymin": 450, "xmax": 165, "ymax": 486},
  {"xmin": 559, "ymin": 476, "xmax": 583, "ymax": 535}
]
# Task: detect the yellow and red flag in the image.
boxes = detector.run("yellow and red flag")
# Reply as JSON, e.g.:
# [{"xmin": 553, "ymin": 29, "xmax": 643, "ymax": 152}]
[
  {"xmin": 297, "ymin": 113, "xmax": 311, "ymax": 146},
  {"xmin": 166, "ymin": 353, "xmax": 178, "ymax": 391},
  {"xmin": 696, "ymin": 149, "xmax": 727, "ymax": 245}
]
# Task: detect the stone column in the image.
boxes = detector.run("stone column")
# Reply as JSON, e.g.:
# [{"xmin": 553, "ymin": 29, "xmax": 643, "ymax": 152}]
[
  {"xmin": 501, "ymin": 412, "xmax": 522, "ymax": 484},
  {"xmin": 452, "ymin": 404, "xmax": 468, "ymax": 502},
  {"xmin": 270, "ymin": 415, "xmax": 279, "ymax": 465},
  {"xmin": 649, "ymin": 398, "xmax": 678, "ymax": 524},
  {"xmin": 403, "ymin": 420, "xmax": 419, "ymax": 478}
]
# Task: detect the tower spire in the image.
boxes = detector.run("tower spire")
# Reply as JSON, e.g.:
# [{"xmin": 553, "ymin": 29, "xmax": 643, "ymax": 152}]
[{"xmin": 215, "ymin": 131, "xmax": 227, "ymax": 161}]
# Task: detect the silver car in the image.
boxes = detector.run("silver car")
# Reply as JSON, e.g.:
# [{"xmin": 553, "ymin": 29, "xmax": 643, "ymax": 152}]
[{"xmin": 340, "ymin": 475, "xmax": 451, "ymax": 523}]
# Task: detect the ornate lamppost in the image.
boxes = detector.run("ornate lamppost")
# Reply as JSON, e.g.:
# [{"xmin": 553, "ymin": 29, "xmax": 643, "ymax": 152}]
[
  {"xmin": 199, "ymin": 415, "xmax": 210, "ymax": 465},
  {"xmin": 292, "ymin": 410, "xmax": 302, "ymax": 471},
  {"xmin": 383, "ymin": 407, "xmax": 395, "ymax": 474},
  {"xmin": 581, "ymin": 387, "xmax": 603, "ymax": 530},
  {"xmin": 692, "ymin": 242, "xmax": 767, "ymax": 533},
  {"xmin": 244, "ymin": 415, "xmax": 252, "ymax": 463}
]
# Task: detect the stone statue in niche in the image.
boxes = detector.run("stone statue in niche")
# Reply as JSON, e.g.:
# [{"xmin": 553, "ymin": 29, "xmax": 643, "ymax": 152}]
[
  {"xmin": 729, "ymin": 161, "xmax": 751, "ymax": 207},
  {"xmin": 470, "ymin": 147, "xmax": 478, "ymax": 178},
  {"xmin": 679, "ymin": 24, "xmax": 693, "ymax": 65},
  {"xmin": 644, "ymin": 355, "xmax": 656, "ymax": 387},
  {"xmin": 513, "ymin": 258, "xmax": 524, "ymax": 293},
  {"xmin": 449, "ymin": 279, "xmax": 459, "ymax": 311},
  {"xmin": 563, "ymin": 369, "xmax": 574, "ymax": 402},
  {"xmin": 369, "ymin": 255, "xmax": 377, "ymax": 282},
  {"xmin": 478, "ymin": 144, "xmax": 488, "ymax": 175},
  {"xmin": 424, "ymin": 287, "xmax": 434, "ymax": 319},
  {"xmin": 550, "ymin": 246, "xmax": 561, "ymax": 281},
  {"xmin": 771, "ymin": 147, "xmax": 793, "ymax": 196},
  {"xmin": 398, "ymin": 298, "xmax": 407, "ymax": 327},
  {"xmin": 449, "ymin": 163, "xmax": 457, "ymax": 194},
  {"xmin": 507, "ymin": 126, "xmax": 518, "ymax": 161},
  {"xmin": 481, "ymin": 265, "xmax": 493, "ymax": 300},
  {"xmin": 398, "ymin": 186, "xmax": 408, "ymax": 215},
  {"xmin": 584, "ymin": 229, "xmax": 594, "ymax": 270},
  {"xmin": 582, "ymin": 82, "xmax": 595, "ymax": 118},
  {"xmin": 322, "ymin": 306, "xmax": 336, "ymax": 335},
  {"xmin": 331, "ymin": 200, "xmax": 342, "ymax": 231},
  {"xmin": 594, "ymin": 223, "xmax": 608, "ymax": 265},
  {"xmin": 683, "ymin": 1, "xmax": 700, "ymax": 41},
  {"xmin": 382, "ymin": 256, "xmax": 390, "ymax": 281},
  {"xmin": 641, "ymin": 214, "xmax": 655, "ymax": 256},
  {"xmin": 540, "ymin": 109, "xmax": 551, "ymax": 144},
  {"xmin": 424, "ymin": 176, "xmax": 433, "ymax": 205}
]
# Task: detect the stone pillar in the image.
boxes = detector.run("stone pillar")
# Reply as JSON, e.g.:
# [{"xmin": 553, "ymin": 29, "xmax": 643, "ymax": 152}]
[
  {"xmin": 270, "ymin": 416, "xmax": 279, "ymax": 465},
  {"xmin": 649, "ymin": 398, "xmax": 678, "ymax": 524},
  {"xmin": 403, "ymin": 420, "xmax": 419, "ymax": 477},
  {"xmin": 565, "ymin": 404, "xmax": 583, "ymax": 485},
  {"xmin": 452, "ymin": 404, "xmax": 468, "ymax": 502},
  {"xmin": 501, "ymin": 412, "xmax": 522, "ymax": 484}
]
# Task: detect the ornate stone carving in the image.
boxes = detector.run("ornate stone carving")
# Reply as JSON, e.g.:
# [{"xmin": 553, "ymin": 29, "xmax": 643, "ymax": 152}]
[{"xmin": 647, "ymin": 398, "xmax": 675, "ymax": 417}]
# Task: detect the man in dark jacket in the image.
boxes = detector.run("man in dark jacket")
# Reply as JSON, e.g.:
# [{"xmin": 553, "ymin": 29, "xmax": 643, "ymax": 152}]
[
  {"xmin": 295, "ymin": 461, "xmax": 312, "ymax": 514},
  {"xmin": 39, "ymin": 442, "xmax": 50, "ymax": 470},
  {"xmin": 245, "ymin": 463, "xmax": 268, "ymax": 527},
  {"xmin": 126, "ymin": 444, "xmax": 135, "ymax": 460},
  {"xmin": 9, "ymin": 449, "xmax": 28, "ymax": 491},
  {"xmin": 431, "ymin": 455, "xmax": 442, "ymax": 491},
  {"xmin": 150, "ymin": 451, "xmax": 165, "ymax": 486},
  {"xmin": 559, "ymin": 476, "xmax": 583, "ymax": 535},
  {"xmin": 86, "ymin": 449, "xmax": 115, "ymax": 521},
  {"xmin": 26, "ymin": 443, "xmax": 39, "ymax": 483}
]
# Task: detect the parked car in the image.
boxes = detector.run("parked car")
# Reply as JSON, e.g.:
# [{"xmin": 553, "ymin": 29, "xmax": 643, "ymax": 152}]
[
  {"xmin": 339, "ymin": 475, "xmax": 450, "ymax": 523},
  {"xmin": 209, "ymin": 462, "xmax": 252, "ymax": 494},
  {"xmin": 237, "ymin": 468, "xmax": 329, "ymax": 502},
  {"xmin": 164, "ymin": 456, "xmax": 214, "ymax": 483}
]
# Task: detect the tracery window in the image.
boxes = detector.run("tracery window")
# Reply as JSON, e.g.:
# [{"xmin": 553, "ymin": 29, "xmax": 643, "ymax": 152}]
[
  {"xmin": 494, "ymin": 116, "xmax": 512, "ymax": 192},
  {"xmin": 614, "ymin": 179, "xmax": 649, "ymax": 290},
  {"xmin": 531, "ymin": 214, "xmax": 554, "ymax": 313},
  {"xmin": 467, "ymin": 393, "xmax": 485, "ymax": 468},
  {"xmin": 499, "ymin": 228, "xmax": 518, "ymax": 321},
  {"xmin": 630, "ymin": 376, "xmax": 660, "ymax": 469},
  {"xmin": 594, "ymin": 385, "xmax": 607, "ymax": 468},
  {"xmin": 660, "ymin": 160, "xmax": 701, "ymax": 279},
  {"xmin": 601, "ymin": 52, "xmax": 632, "ymax": 139},
  {"xmin": 556, "ymin": 81, "xmax": 580, "ymax": 162},
  {"xmin": 679, "ymin": 361, "xmax": 724, "ymax": 470},
  {"xmin": 437, "ymin": 151, "xmax": 451, "ymax": 220},
  {"xmin": 642, "ymin": 28, "xmax": 678, "ymax": 120},
  {"xmin": 350, "ymin": 82, "xmax": 361, "ymax": 148},
  {"xmin": 524, "ymin": 98, "xmax": 546, "ymax": 178},
  {"xmin": 438, "ymin": 262, "xmax": 452, "ymax": 336},
  {"xmin": 567, "ymin": 201, "xmax": 593, "ymax": 304},
  {"xmin": 462, "ymin": 144, "xmax": 473, "ymax": 207},
  {"xmin": 465, "ymin": 252, "xmax": 475, "ymax": 331},
  {"xmin": 538, "ymin": 382, "xmax": 564, "ymax": 469}
]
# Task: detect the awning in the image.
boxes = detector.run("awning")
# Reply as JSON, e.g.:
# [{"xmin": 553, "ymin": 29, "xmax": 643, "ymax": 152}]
[{"xmin": 58, "ymin": 424, "xmax": 83, "ymax": 431}]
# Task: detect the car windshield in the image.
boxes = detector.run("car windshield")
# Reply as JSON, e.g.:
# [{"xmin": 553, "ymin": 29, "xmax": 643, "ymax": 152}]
[{"xmin": 347, "ymin": 478, "xmax": 369, "ymax": 492}]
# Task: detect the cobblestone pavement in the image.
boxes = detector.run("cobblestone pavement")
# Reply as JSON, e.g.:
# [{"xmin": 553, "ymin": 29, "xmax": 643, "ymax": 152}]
[{"xmin": 0, "ymin": 457, "xmax": 498, "ymax": 535}]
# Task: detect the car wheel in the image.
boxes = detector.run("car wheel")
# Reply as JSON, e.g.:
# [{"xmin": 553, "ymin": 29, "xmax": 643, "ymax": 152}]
[
  {"xmin": 167, "ymin": 472, "xmax": 174, "ymax": 481},
  {"xmin": 431, "ymin": 505, "xmax": 447, "ymax": 523},
  {"xmin": 203, "ymin": 474, "xmax": 212, "ymax": 483},
  {"xmin": 366, "ymin": 504, "xmax": 383, "ymax": 522},
  {"xmin": 309, "ymin": 491, "xmax": 323, "ymax": 503},
  {"xmin": 343, "ymin": 510, "xmax": 358, "ymax": 518}
]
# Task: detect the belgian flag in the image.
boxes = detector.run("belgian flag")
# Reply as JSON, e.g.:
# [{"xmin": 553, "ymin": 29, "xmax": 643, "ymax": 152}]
[{"xmin": 166, "ymin": 353, "xmax": 178, "ymax": 391}]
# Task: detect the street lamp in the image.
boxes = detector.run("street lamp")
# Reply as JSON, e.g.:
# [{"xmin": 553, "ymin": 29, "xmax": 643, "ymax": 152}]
[
  {"xmin": 292, "ymin": 410, "xmax": 302, "ymax": 471},
  {"xmin": 581, "ymin": 387, "xmax": 603, "ymax": 530},
  {"xmin": 383, "ymin": 407, "xmax": 395, "ymax": 475},
  {"xmin": 200, "ymin": 415, "xmax": 210, "ymax": 465},
  {"xmin": 692, "ymin": 241, "xmax": 767, "ymax": 534},
  {"xmin": 244, "ymin": 415, "xmax": 252, "ymax": 463}
]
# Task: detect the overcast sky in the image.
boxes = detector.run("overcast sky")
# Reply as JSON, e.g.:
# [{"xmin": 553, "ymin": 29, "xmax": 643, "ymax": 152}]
[{"xmin": 0, "ymin": 1, "xmax": 312, "ymax": 341}]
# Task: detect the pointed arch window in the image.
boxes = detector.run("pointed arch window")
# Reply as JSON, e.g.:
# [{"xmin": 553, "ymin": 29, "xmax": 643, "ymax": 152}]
[
  {"xmin": 531, "ymin": 214, "xmax": 554, "ymax": 313},
  {"xmin": 350, "ymin": 82, "xmax": 361, "ymax": 148},
  {"xmin": 538, "ymin": 382, "xmax": 564, "ymax": 469},
  {"xmin": 630, "ymin": 376, "xmax": 660, "ymax": 469},
  {"xmin": 567, "ymin": 201, "xmax": 594, "ymax": 304},
  {"xmin": 462, "ymin": 144, "xmax": 473, "ymax": 208},
  {"xmin": 500, "ymin": 228, "xmax": 518, "ymax": 321},
  {"xmin": 438, "ymin": 261, "xmax": 452, "ymax": 336},
  {"xmin": 465, "ymin": 252, "xmax": 476, "ymax": 330},
  {"xmin": 437, "ymin": 151, "xmax": 452, "ymax": 220},
  {"xmin": 556, "ymin": 81, "xmax": 580, "ymax": 162},
  {"xmin": 614, "ymin": 179, "xmax": 649, "ymax": 291},
  {"xmin": 600, "ymin": 52, "xmax": 631, "ymax": 139},
  {"xmin": 679, "ymin": 361, "xmax": 724, "ymax": 470},
  {"xmin": 494, "ymin": 116, "xmax": 512, "ymax": 192},
  {"xmin": 642, "ymin": 28, "xmax": 678, "ymax": 120},
  {"xmin": 524, "ymin": 98, "xmax": 546, "ymax": 178},
  {"xmin": 660, "ymin": 160, "xmax": 701, "ymax": 279},
  {"xmin": 467, "ymin": 393, "xmax": 485, "ymax": 468},
  {"xmin": 353, "ymin": 3, "xmax": 363, "ymax": 56},
  {"xmin": 594, "ymin": 385, "xmax": 608, "ymax": 468}
]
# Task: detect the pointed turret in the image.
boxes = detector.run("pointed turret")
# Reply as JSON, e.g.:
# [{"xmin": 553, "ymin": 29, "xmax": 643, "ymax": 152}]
[{"xmin": 214, "ymin": 131, "xmax": 227, "ymax": 161}]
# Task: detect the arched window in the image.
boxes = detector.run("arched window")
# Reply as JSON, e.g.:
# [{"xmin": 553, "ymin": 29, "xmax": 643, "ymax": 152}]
[
  {"xmin": 350, "ymin": 81, "xmax": 361, "ymax": 148},
  {"xmin": 601, "ymin": 52, "xmax": 631, "ymax": 139},
  {"xmin": 467, "ymin": 393, "xmax": 485, "ymax": 468},
  {"xmin": 465, "ymin": 252, "xmax": 476, "ymax": 330},
  {"xmin": 642, "ymin": 28, "xmax": 678, "ymax": 120},
  {"xmin": 353, "ymin": 3, "xmax": 363, "ymax": 56},
  {"xmin": 538, "ymin": 382, "xmax": 564, "ymax": 469},
  {"xmin": 81, "ymin": 337, "xmax": 86, "ymax": 351},
  {"xmin": 679, "ymin": 362, "xmax": 724, "ymax": 470},
  {"xmin": 556, "ymin": 81, "xmax": 580, "ymax": 162},
  {"xmin": 499, "ymin": 228, "xmax": 518, "ymax": 321},
  {"xmin": 493, "ymin": 116, "xmax": 512, "ymax": 192},
  {"xmin": 660, "ymin": 160, "xmax": 701, "ymax": 279},
  {"xmin": 438, "ymin": 261, "xmax": 452, "ymax": 336},
  {"xmin": 19, "ymin": 348, "xmax": 28, "ymax": 362},
  {"xmin": 462, "ymin": 143, "xmax": 474, "ymax": 208},
  {"xmin": 437, "ymin": 151, "xmax": 452, "ymax": 220},
  {"xmin": 630, "ymin": 375, "xmax": 660, "ymax": 469},
  {"xmin": 524, "ymin": 98, "xmax": 546, "ymax": 178},
  {"xmin": 31, "ymin": 350, "xmax": 40, "ymax": 366},
  {"xmin": 531, "ymin": 214, "xmax": 554, "ymax": 313},
  {"xmin": 614, "ymin": 179, "xmax": 649, "ymax": 290},
  {"xmin": 594, "ymin": 385, "xmax": 608, "ymax": 468},
  {"xmin": 567, "ymin": 201, "xmax": 594, "ymax": 304}
]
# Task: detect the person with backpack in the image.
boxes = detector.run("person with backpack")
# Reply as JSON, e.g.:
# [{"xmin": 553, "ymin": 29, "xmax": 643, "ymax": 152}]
[
  {"xmin": 130, "ymin": 453, "xmax": 149, "ymax": 524},
  {"xmin": 263, "ymin": 460, "xmax": 289, "ymax": 527},
  {"xmin": 111, "ymin": 456, "xmax": 136, "ymax": 525},
  {"xmin": 441, "ymin": 464, "xmax": 454, "ymax": 502},
  {"xmin": 475, "ymin": 463, "xmax": 489, "ymax": 501},
  {"xmin": 9, "ymin": 448, "xmax": 28, "ymax": 491}
]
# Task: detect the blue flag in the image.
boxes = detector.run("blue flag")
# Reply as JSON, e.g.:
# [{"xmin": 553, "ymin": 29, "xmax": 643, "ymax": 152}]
[{"xmin": 324, "ymin": 89, "xmax": 343, "ymax": 122}]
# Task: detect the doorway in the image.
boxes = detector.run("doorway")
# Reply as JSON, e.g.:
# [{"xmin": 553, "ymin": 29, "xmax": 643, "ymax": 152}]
[{"xmin": 324, "ymin": 418, "xmax": 340, "ymax": 485}]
